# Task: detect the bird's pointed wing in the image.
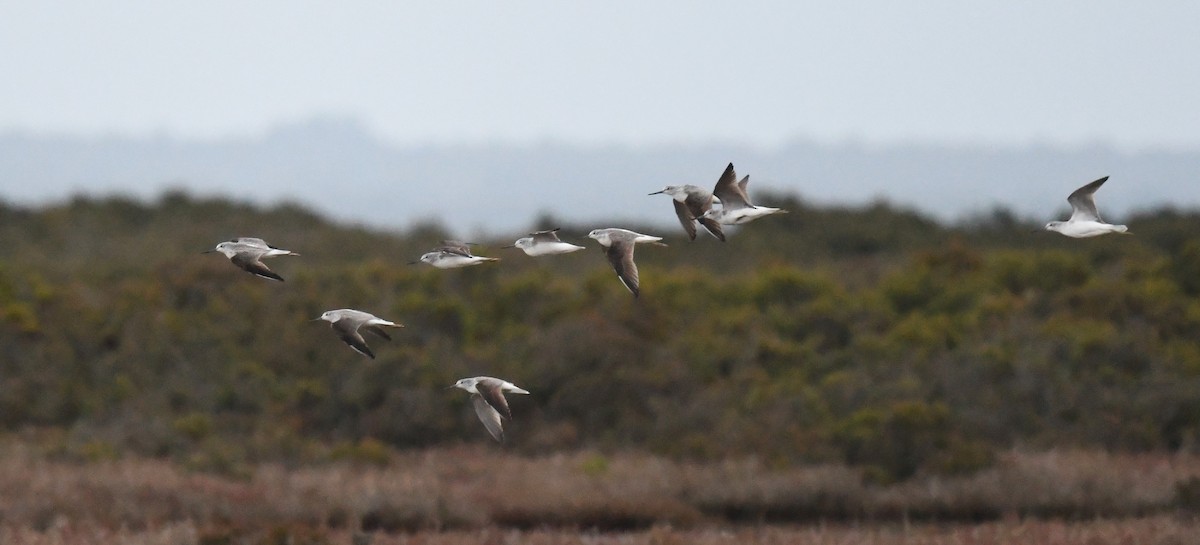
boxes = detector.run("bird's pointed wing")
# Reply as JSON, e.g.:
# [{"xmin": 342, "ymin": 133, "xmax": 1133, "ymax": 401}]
[
  {"xmin": 531, "ymin": 229, "xmax": 562, "ymax": 243},
  {"xmin": 737, "ymin": 175, "xmax": 756, "ymax": 207},
  {"xmin": 232, "ymin": 237, "xmax": 289, "ymax": 252},
  {"xmin": 363, "ymin": 325, "xmax": 392, "ymax": 341},
  {"xmin": 437, "ymin": 241, "xmax": 475, "ymax": 257},
  {"xmin": 712, "ymin": 163, "xmax": 751, "ymax": 209},
  {"xmin": 471, "ymin": 394, "xmax": 505, "ymax": 442},
  {"xmin": 230, "ymin": 254, "xmax": 284, "ymax": 281},
  {"xmin": 1066, "ymin": 176, "xmax": 1108, "ymax": 222},
  {"xmin": 605, "ymin": 240, "xmax": 640, "ymax": 297},
  {"xmin": 671, "ymin": 199, "xmax": 698, "ymax": 240},
  {"xmin": 476, "ymin": 378, "xmax": 514, "ymax": 419},
  {"xmin": 233, "ymin": 237, "xmax": 270, "ymax": 248},
  {"xmin": 683, "ymin": 191, "xmax": 724, "ymax": 241},
  {"xmin": 332, "ymin": 320, "xmax": 374, "ymax": 359},
  {"xmin": 698, "ymin": 217, "xmax": 726, "ymax": 241}
]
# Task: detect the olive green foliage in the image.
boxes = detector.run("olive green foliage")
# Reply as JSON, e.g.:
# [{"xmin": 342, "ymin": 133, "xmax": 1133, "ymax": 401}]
[{"xmin": 2, "ymin": 192, "xmax": 1199, "ymax": 482}]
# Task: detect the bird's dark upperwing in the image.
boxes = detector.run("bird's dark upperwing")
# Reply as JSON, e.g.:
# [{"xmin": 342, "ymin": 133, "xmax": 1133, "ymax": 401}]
[
  {"xmin": 476, "ymin": 378, "xmax": 514, "ymax": 420},
  {"xmin": 712, "ymin": 163, "xmax": 751, "ymax": 209},
  {"xmin": 332, "ymin": 320, "xmax": 375, "ymax": 359},
  {"xmin": 698, "ymin": 217, "xmax": 726, "ymax": 241},
  {"xmin": 438, "ymin": 240, "xmax": 475, "ymax": 256},
  {"xmin": 231, "ymin": 254, "xmax": 284, "ymax": 281},
  {"xmin": 605, "ymin": 240, "xmax": 640, "ymax": 297},
  {"xmin": 530, "ymin": 228, "xmax": 563, "ymax": 243},
  {"xmin": 683, "ymin": 191, "xmax": 725, "ymax": 241},
  {"xmin": 363, "ymin": 325, "xmax": 392, "ymax": 341},
  {"xmin": 671, "ymin": 199, "xmax": 698, "ymax": 240}
]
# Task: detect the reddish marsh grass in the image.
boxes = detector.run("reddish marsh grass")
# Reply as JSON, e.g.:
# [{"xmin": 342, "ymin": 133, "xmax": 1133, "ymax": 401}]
[
  {"xmin": 2, "ymin": 443, "xmax": 1200, "ymax": 541},
  {"xmin": 3, "ymin": 518, "xmax": 1197, "ymax": 545},
  {"xmin": 365, "ymin": 518, "xmax": 1200, "ymax": 545}
]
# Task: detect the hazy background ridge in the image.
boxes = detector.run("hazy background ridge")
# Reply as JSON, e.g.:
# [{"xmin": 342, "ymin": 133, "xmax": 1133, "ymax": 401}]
[{"xmin": 2, "ymin": 118, "xmax": 1197, "ymax": 236}]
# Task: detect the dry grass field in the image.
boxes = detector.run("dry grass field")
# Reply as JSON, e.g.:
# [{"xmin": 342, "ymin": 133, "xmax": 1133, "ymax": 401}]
[
  {"xmin": 3, "ymin": 518, "xmax": 1198, "ymax": 545},
  {"xmin": 2, "ymin": 443, "xmax": 1200, "ymax": 544}
]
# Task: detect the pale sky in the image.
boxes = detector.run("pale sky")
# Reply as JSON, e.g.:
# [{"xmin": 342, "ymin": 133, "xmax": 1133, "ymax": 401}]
[{"xmin": 2, "ymin": 1, "xmax": 1199, "ymax": 150}]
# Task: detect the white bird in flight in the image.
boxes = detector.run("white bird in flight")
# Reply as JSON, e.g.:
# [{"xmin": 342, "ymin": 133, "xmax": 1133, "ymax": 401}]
[
  {"xmin": 450, "ymin": 376, "xmax": 530, "ymax": 442},
  {"xmin": 504, "ymin": 228, "xmax": 585, "ymax": 256},
  {"xmin": 412, "ymin": 240, "xmax": 500, "ymax": 269},
  {"xmin": 204, "ymin": 237, "xmax": 300, "ymax": 281},
  {"xmin": 649, "ymin": 164, "xmax": 728, "ymax": 241},
  {"xmin": 1044, "ymin": 176, "xmax": 1130, "ymax": 238},
  {"xmin": 700, "ymin": 163, "xmax": 788, "ymax": 225},
  {"xmin": 314, "ymin": 308, "xmax": 404, "ymax": 359},
  {"xmin": 586, "ymin": 228, "xmax": 667, "ymax": 298}
]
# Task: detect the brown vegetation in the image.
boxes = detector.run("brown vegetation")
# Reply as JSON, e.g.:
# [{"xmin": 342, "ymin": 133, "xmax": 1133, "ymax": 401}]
[
  {"xmin": 5, "ymin": 518, "xmax": 1199, "ymax": 545},
  {"xmin": 2, "ymin": 444, "xmax": 1200, "ymax": 543}
]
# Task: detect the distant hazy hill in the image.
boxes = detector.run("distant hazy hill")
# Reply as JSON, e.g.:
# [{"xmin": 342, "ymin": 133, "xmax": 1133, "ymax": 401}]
[{"xmin": 2, "ymin": 118, "xmax": 1197, "ymax": 235}]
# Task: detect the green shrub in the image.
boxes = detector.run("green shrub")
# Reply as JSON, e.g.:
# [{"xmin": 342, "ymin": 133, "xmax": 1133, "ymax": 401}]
[
  {"xmin": 328, "ymin": 437, "xmax": 391, "ymax": 466},
  {"xmin": 173, "ymin": 413, "xmax": 214, "ymax": 441}
]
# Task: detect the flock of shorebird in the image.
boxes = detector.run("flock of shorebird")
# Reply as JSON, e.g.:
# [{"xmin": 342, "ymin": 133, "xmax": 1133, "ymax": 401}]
[{"xmin": 203, "ymin": 163, "xmax": 1128, "ymax": 442}]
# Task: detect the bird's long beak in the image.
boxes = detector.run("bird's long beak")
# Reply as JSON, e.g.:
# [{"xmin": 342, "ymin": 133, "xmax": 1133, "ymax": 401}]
[
  {"xmin": 201, "ymin": 249, "xmax": 215, "ymax": 254},
  {"xmin": 501, "ymin": 245, "xmax": 516, "ymax": 249},
  {"xmin": 648, "ymin": 190, "xmax": 665, "ymax": 195},
  {"xmin": 407, "ymin": 261, "xmax": 419, "ymax": 265}
]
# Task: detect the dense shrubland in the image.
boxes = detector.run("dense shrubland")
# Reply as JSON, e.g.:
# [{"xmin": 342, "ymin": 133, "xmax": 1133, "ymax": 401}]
[{"xmin": 1, "ymin": 191, "xmax": 1199, "ymax": 483}]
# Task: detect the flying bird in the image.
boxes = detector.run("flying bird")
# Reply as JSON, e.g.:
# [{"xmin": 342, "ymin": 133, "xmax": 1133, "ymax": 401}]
[
  {"xmin": 314, "ymin": 308, "xmax": 404, "ymax": 359},
  {"xmin": 649, "ymin": 166, "xmax": 727, "ymax": 241},
  {"xmin": 450, "ymin": 376, "xmax": 530, "ymax": 442},
  {"xmin": 504, "ymin": 228, "xmax": 585, "ymax": 256},
  {"xmin": 412, "ymin": 240, "xmax": 500, "ymax": 269},
  {"xmin": 204, "ymin": 237, "xmax": 299, "ymax": 281},
  {"xmin": 1043, "ymin": 176, "xmax": 1130, "ymax": 238},
  {"xmin": 586, "ymin": 228, "xmax": 667, "ymax": 298},
  {"xmin": 700, "ymin": 163, "xmax": 788, "ymax": 225}
]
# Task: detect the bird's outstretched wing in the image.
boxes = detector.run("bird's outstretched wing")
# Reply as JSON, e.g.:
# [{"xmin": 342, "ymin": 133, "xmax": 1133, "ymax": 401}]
[
  {"xmin": 530, "ymin": 229, "xmax": 563, "ymax": 243},
  {"xmin": 671, "ymin": 200, "xmax": 698, "ymax": 241},
  {"xmin": 231, "ymin": 254, "xmax": 284, "ymax": 281},
  {"xmin": 471, "ymin": 394, "xmax": 505, "ymax": 442},
  {"xmin": 332, "ymin": 320, "xmax": 374, "ymax": 359},
  {"xmin": 1067, "ymin": 176, "xmax": 1109, "ymax": 222},
  {"xmin": 605, "ymin": 240, "xmax": 640, "ymax": 297},
  {"xmin": 712, "ymin": 163, "xmax": 752, "ymax": 209}
]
